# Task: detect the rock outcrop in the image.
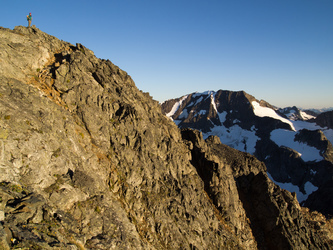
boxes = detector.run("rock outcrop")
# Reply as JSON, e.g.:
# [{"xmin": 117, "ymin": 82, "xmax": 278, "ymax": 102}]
[
  {"xmin": 316, "ymin": 111, "xmax": 333, "ymax": 129},
  {"xmin": 0, "ymin": 26, "xmax": 332, "ymax": 249},
  {"xmin": 181, "ymin": 128, "xmax": 333, "ymax": 249}
]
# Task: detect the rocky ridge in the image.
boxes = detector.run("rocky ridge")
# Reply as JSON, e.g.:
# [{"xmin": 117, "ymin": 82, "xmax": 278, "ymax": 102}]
[{"xmin": 0, "ymin": 26, "xmax": 332, "ymax": 249}]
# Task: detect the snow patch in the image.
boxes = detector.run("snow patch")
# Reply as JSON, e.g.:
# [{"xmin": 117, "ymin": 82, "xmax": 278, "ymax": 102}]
[
  {"xmin": 178, "ymin": 109, "xmax": 189, "ymax": 119},
  {"xmin": 267, "ymin": 173, "xmax": 318, "ymax": 203},
  {"xmin": 285, "ymin": 110, "xmax": 298, "ymax": 121},
  {"xmin": 252, "ymin": 101, "xmax": 295, "ymax": 131},
  {"xmin": 270, "ymin": 129, "xmax": 322, "ymax": 162},
  {"xmin": 194, "ymin": 96, "xmax": 204, "ymax": 106},
  {"xmin": 166, "ymin": 95, "xmax": 188, "ymax": 119},
  {"xmin": 304, "ymin": 181, "xmax": 318, "ymax": 197},
  {"xmin": 192, "ymin": 91, "xmax": 209, "ymax": 98},
  {"xmin": 203, "ymin": 124, "xmax": 259, "ymax": 155},
  {"xmin": 300, "ymin": 111, "xmax": 315, "ymax": 120},
  {"xmin": 188, "ymin": 96, "xmax": 204, "ymax": 107},
  {"xmin": 217, "ymin": 111, "xmax": 227, "ymax": 124},
  {"xmin": 210, "ymin": 92, "xmax": 218, "ymax": 113},
  {"xmin": 198, "ymin": 110, "xmax": 206, "ymax": 116}
]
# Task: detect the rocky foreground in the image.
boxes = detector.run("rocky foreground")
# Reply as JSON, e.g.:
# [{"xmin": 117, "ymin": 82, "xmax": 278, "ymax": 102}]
[{"xmin": 0, "ymin": 26, "xmax": 332, "ymax": 249}]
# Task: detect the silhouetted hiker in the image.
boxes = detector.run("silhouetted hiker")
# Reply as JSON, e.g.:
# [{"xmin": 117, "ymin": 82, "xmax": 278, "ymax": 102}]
[{"xmin": 27, "ymin": 13, "xmax": 32, "ymax": 27}]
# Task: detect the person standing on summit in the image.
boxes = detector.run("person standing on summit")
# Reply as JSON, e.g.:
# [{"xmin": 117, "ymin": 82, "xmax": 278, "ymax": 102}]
[{"xmin": 27, "ymin": 13, "xmax": 32, "ymax": 27}]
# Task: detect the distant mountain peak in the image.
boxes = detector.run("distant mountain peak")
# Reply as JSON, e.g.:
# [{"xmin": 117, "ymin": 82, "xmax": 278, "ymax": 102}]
[
  {"xmin": 278, "ymin": 106, "xmax": 316, "ymax": 121},
  {"xmin": 162, "ymin": 89, "xmax": 333, "ymax": 217}
]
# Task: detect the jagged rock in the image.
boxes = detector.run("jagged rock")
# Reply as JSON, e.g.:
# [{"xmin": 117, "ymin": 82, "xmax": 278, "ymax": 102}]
[
  {"xmin": 181, "ymin": 129, "xmax": 259, "ymax": 249},
  {"xmin": 182, "ymin": 128, "xmax": 333, "ymax": 249},
  {"xmin": 0, "ymin": 25, "xmax": 332, "ymax": 249}
]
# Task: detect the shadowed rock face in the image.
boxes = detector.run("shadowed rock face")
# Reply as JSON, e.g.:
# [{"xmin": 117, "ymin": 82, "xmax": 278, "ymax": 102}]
[
  {"xmin": 0, "ymin": 26, "xmax": 332, "ymax": 249},
  {"xmin": 304, "ymin": 181, "xmax": 333, "ymax": 217},
  {"xmin": 316, "ymin": 111, "xmax": 333, "ymax": 129}
]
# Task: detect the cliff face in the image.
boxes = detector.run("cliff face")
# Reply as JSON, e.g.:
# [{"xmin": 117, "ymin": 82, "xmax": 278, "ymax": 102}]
[{"xmin": 0, "ymin": 26, "xmax": 332, "ymax": 249}]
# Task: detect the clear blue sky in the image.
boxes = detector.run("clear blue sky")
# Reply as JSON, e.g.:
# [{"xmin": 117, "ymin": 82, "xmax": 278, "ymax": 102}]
[{"xmin": 2, "ymin": 0, "xmax": 333, "ymax": 109}]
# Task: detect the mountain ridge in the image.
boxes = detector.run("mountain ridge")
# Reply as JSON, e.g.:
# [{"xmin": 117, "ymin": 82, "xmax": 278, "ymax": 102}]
[
  {"xmin": 0, "ymin": 26, "xmax": 332, "ymax": 249},
  {"xmin": 161, "ymin": 90, "xmax": 333, "ymax": 217}
]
